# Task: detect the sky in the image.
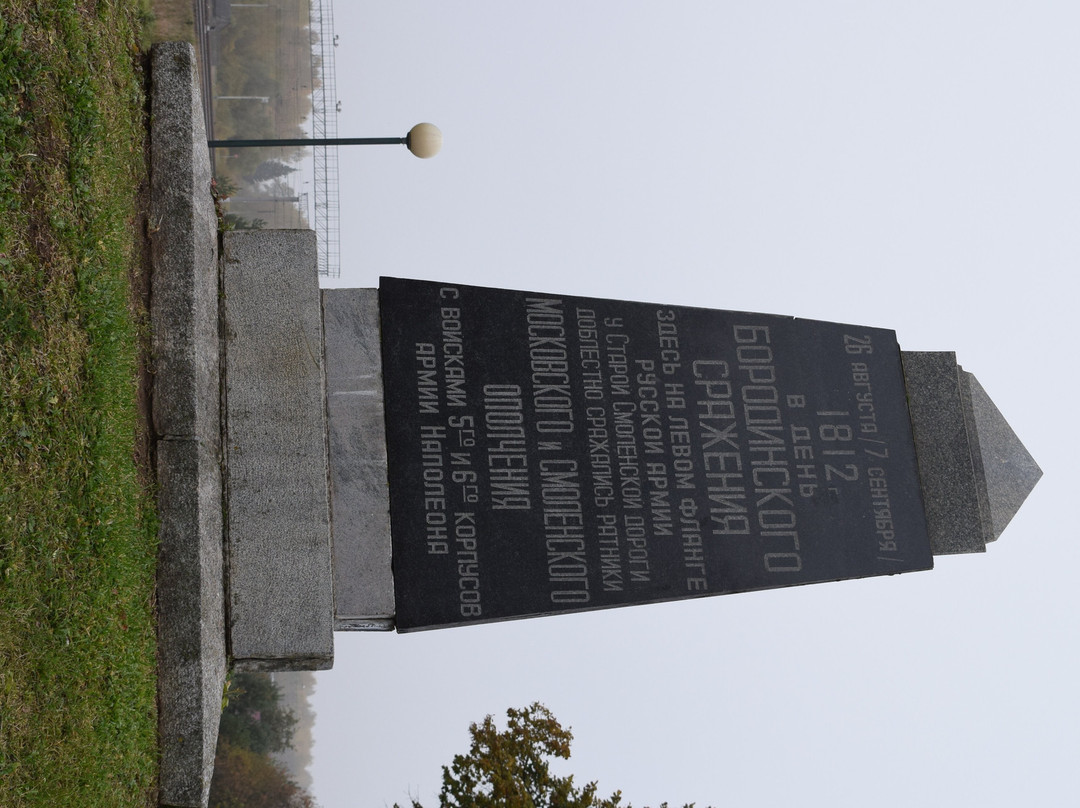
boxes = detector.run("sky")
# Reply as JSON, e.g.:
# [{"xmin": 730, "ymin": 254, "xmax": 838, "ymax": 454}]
[{"xmin": 303, "ymin": 3, "xmax": 1077, "ymax": 806}]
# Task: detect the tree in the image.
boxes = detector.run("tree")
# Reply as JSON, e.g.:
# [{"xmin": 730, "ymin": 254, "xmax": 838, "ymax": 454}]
[
  {"xmin": 210, "ymin": 741, "xmax": 317, "ymax": 808},
  {"xmin": 222, "ymin": 213, "xmax": 267, "ymax": 231},
  {"xmin": 217, "ymin": 672, "xmax": 298, "ymax": 755},
  {"xmin": 249, "ymin": 159, "xmax": 298, "ymax": 184},
  {"xmin": 397, "ymin": 703, "xmax": 709, "ymax": 808}
]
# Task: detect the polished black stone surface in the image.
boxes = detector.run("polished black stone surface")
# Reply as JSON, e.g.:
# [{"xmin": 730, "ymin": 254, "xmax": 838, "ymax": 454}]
[{"xmin": 380, "ymin": 278, "xmax": 932, "ymax": 630}]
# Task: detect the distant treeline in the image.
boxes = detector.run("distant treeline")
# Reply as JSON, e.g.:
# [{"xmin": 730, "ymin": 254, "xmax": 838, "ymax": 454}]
[{"xmin": 211, "ymin": 672, "xmax": 317, "ymax": 808}]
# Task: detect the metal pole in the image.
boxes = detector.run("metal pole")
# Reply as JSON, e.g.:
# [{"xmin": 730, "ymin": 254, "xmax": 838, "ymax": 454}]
[{"xmin": 208, "ymin": 137, "xmax": 406, "ymax": 148}]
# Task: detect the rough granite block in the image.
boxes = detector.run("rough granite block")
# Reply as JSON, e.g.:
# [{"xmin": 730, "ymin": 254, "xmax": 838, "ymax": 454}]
[
  {"xmin": 322, "ymin": 289, "xmax": 395, "ymax": 629},
  {"xmin": 155, "ymin": 438, "xmax": 224, "ymax": 808},
  {"xmin": 149, "ymin": 42, "xmax": 225, "ymax": 808},
  {"xmin": 903, "ymin": 352, "xmax": 1042, "ymax": 555},
  {"xmin": 150, "ymin": 45, "xmax": 219, "ymax": 444},
  {"xmin": 222, "ymin": 230, "xmax": 334, "ymax": 670},
  {"xmin": 902, "ymin": 352, "xmax": 986, "ymax": 554}
]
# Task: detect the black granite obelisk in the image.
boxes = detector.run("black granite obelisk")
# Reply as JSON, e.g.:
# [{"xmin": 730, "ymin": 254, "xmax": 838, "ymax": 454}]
[{"xmin": 376, "ymin": 278, "xmax": 1036, "ymax": 631}]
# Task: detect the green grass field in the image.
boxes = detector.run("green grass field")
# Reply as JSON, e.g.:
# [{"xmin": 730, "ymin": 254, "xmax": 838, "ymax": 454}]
[{"xmin": 0, "ymin": 2, "xmax": 159, "ymax": 805}]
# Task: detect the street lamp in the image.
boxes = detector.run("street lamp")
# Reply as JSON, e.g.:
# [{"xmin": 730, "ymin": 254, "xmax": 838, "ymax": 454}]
[{"xmin": 208, "ymin": 122, "xmax": 443, "ymax": 158}]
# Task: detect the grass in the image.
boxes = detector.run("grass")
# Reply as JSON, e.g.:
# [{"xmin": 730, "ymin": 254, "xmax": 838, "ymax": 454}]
[{"xmin": 0, "ymin": 1, "xmax": 158, "ymax": 806}]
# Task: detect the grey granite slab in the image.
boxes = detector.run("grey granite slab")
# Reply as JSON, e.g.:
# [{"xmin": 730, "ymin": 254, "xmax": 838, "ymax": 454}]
[
  {"xmin": 221, "ymin": 230, "xmax": 334, "ymax": 671},
  {"xmin": 902, "ymin": 352, "xmax": 987, "ymax": 554},
  {"xmin": 322, "ymin": 289, "xmax": 395, "ymax": 629}
]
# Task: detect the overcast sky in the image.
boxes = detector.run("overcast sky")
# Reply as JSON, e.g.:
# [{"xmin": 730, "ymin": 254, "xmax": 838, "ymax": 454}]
[{"xmin": 303, "ymin": 3, "xmax": 1077, "ymax": 806}]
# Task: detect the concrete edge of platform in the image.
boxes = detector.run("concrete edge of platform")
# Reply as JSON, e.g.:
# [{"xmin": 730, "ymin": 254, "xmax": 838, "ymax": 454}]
[{"xmin": 149, "ymin": 41, "xmax": 226, "ymax": 808}]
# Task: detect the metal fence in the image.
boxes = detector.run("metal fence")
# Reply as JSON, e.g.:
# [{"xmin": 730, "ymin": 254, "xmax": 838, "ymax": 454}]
[{"xmin": 196, "ymin": 0, "xmax": 341, "ymax": 277}]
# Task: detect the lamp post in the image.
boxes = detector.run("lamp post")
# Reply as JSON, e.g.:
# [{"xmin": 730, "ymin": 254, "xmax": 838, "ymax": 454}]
[{"xmin": 208, "ymin": 122, "xmax": 443, "ymax": 158}]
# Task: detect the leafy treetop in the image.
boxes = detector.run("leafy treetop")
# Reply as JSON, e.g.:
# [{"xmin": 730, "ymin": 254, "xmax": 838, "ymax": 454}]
[{"xmin": 396, "ymin": 702, "xmax": 710, "ymax": 808}]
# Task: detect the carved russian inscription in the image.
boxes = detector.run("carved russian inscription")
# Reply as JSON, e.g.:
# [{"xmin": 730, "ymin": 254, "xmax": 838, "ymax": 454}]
[{"xmin": 379, "ymin": 278, "xmax": 933, "ymax": 630}]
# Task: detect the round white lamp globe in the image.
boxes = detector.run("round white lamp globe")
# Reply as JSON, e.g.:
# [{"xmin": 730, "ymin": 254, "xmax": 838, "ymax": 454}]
[{"xmin": 406, "ymin": 123, "xmax": 442, "ymax": 158}]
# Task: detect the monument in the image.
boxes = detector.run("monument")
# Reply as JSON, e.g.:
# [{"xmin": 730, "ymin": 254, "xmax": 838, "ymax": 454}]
[
  {"xmin": 148, "ymin": 42, "xmax": 1042, "ymax": 808},
  {"xmin": 324, "ymin": 278, "xmax": 1041, "ymax": 631},
  {"xmin": 209, "ymin": 245, "xmax": 1043, "ymax": 654}
]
